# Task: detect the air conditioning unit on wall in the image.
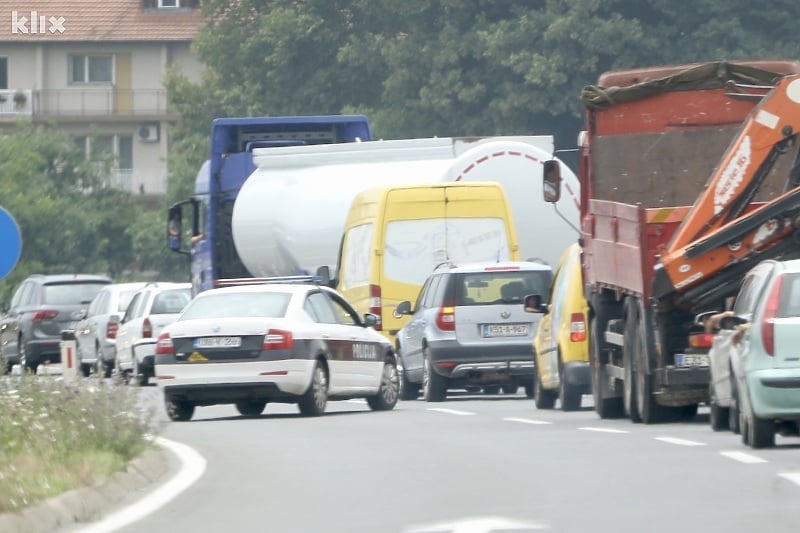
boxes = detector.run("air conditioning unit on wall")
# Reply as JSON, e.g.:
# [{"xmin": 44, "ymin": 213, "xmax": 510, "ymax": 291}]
[{"xmin": 138, "ymin": 124, "xmax": 160, "ymax": 143}]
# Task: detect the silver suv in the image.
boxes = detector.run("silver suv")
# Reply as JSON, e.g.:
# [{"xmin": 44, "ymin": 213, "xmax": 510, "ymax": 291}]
[
  {"xmin": 394, "ymin": 261, "xmax": 552, "ymax": 401},
  {"xmin": 0, "ymin": 274, "xmax": 111, "ymax": 373}
]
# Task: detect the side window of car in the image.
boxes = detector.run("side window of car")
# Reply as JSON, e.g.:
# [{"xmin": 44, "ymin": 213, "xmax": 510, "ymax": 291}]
[
  {"xmin": 413, "ymin": 277, "xmax": 433, "ymax": 312},
  {"xmin": 733, "ymin": 263, "xmax": 772, "ymax": 315},
  {"xmin": 18, "ymin": 282, "xmax": 36, "ymax": 307},
  {"xmin": 422, "ymin": 275, "xmax": 442, "ymax": 309},
  {"xmin": 10, "ymin": 282, "xmax": 28, "ymax": 309},
  {"xmin": 305, "ymin": 292, "xmax": 339, "ymax": 324},
  {"xmin": 122, "ymin": 293, "xmax": 143, "ymax": 323},
  {"xmin": 326, "ymin": 293, "xmax": 359, "ymax": 326},
  {"xmin": 89, "ymin": 291, "xmax": 105, "ymax": 317}
]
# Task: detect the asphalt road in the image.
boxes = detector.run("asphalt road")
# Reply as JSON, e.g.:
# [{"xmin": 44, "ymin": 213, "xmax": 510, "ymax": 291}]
[{"xmin": 77, "ymin": 387, "xmax": 800, "ymax": 533}]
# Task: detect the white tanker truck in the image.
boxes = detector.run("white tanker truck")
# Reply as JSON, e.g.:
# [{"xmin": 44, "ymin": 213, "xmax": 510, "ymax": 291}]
[{"xmin": 231, "ymin": 136, "xmax": 580, "ymax": 280}]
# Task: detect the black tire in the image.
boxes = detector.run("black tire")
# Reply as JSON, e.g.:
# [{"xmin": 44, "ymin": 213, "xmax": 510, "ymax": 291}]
[
  {"xmin": 80, "ymin": 363, "xmax": 92, "ymax": 378},
  {"xmin": 590, "ymin": 317, "xmax": 624, "ymax": 419},
  {"xmin": 132, "ymin": 353, "xmax": 148, "ymax": 386},
  {"xmin": 523, "ymin": 381, "xmax": 534, "ymax": 398},
  {"xmin": 97, "ymin": 343, "xmax": 112, "ymax": 378},
  {"xmin": 483, "ymin": 385, "xmax": 501, "ymax": 395},
  {"xmin": 19, "ymin": 336, "xmax": 37, "ymax": 375},
  {"xmin": 533, "ymin": 370, "xmax": 557, "ymax": 409},
  {"xmin": 166, "ymin": 399, "xmax": 194, "ymax": 422},
  {"xmin": 622, "ymin": 300, "xmax": 641, "ymax": 423},
  {"xmin": 1, "ymin": 356, "xmax": 11, "ymax": 375},
  {"xmin": 235, "ymin": 400, "xmax": 267, "ymax": 417},
  {"xmin": 709, "ymin": 384, "xmax": 730, "ymax": 431},
  {"xmin": 630, "ymin": 298, "xmax": 672, "ymax": 424},
  {"xmin": 674, "ymin": 403, "xmax": 699, "ymax": 421},
  {"xmin": 745, "ymin": 398, "xmax": 775, "ymax": 449},
  {"xmin": 298, "ymin": 361, "xmax": 328, "ymax": 416},
  {"xmin": 729, "ymin": 373, "xmax": 741, "ymax": 435},
  {"xmin": 399, "ymin": 365, "xmax": 420, "ymax": 401},
  {"xmin": 422, "ymin": 350, "xmax": 447, "ymax": 402},
  {"xmin": 367, "ymin": 359, "xmax": 400, "ymax": 411},
  {"xmin": 502, "ymin": 384, "xmax": 519, "ymax": 395},
  {"xmin": 559, "ymin": 362, "xmax": 582, "ymax": 412}
]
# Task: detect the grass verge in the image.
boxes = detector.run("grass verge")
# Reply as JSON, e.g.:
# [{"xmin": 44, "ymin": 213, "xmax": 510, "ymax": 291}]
[{"xmin": 0, "ymin": 375, "xmax": 160, "ymax": 513}]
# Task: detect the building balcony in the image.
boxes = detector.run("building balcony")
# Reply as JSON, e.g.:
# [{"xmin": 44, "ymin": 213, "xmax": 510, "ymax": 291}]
[{"xmin": 0, "ymin": 88, "xmax": 178, "ymax": 122}]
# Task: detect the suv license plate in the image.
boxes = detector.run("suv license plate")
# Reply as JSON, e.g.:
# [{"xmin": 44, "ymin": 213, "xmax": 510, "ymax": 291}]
[
  {"xmin": 482, "ymin": 324, "xmax": 529, "ymax": 337},
  {"xmin": 675, "ymin": 354, "xmax": 709, "ymax": 367},
  {"xmin": 195, "ymin": 336, "xmax": 242, "ymax": 348}
]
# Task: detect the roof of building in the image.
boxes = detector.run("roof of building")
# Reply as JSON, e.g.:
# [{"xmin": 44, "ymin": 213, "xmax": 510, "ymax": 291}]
[{"xmin": 0, "ymin": 0, "xmax": 202, "ymax": 42}]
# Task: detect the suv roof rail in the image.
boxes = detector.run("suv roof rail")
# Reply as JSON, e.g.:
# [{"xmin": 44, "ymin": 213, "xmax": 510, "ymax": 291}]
[{"xmin": 216, "ymin": 276, "xmax": 324, "ymax": 287}]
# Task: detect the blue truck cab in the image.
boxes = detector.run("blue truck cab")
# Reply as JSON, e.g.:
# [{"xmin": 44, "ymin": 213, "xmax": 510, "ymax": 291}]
[{"xmin": 167, "ymin": 115, "xmax": 372, "ymax": 294}]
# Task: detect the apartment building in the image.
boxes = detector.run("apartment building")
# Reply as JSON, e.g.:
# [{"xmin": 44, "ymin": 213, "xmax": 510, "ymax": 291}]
[{"xmin": 0, "ymin": 0, "xmax": 203, "ymax": 195}]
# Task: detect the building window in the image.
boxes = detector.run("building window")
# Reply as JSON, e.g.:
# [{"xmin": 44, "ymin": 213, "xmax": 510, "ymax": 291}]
[
  {"xmin": 159, "ymin": 0, "xmax": 179, "ymax": 7},
  {"xmin": 70, "ymin": 55, "xmax": 113, "ymax": 84},
  {"xmin": 0, "ymin": 57, "xmax": 7, "ymax": 90},
  {"xmin": 74, "ymin": 134, "xmax": 133, "ymax": 170}
]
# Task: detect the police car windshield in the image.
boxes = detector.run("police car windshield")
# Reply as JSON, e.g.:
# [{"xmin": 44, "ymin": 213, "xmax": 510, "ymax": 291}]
[{"xmin": 180, "ymin": 292, "xmax": 291, "ymax": 320}]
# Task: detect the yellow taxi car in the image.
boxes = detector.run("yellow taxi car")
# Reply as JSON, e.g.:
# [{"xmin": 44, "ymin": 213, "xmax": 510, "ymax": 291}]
[{"xmin": 525, "ymin": 243, "xmax": 590, "ymax": 411}]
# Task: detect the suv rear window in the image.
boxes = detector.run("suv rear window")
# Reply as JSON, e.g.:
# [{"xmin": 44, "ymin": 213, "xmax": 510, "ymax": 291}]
[
  {"xmin": 150, "ymin": 288, "xmax": 193, "ymax": 314},
  {"xmin": 453, "ymin": 270, "xmax": 551, "ymax": 306},
  {"xmin": 43, "ymin": 282, "xmax": 108, "ymax": 305}
]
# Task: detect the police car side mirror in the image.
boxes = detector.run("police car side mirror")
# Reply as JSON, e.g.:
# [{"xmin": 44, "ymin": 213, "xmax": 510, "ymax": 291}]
[{"xmin": 363, "ymin": 313, "xmax": 379, "ymax": 328}]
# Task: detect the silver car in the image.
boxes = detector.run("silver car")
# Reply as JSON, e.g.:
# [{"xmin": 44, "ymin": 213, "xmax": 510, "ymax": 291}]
[
  {"xmin": 75, "ymin": 282, "xmax": 147, "ymax": 377},
  {"xmin": 394, "ymin": 261, "xmax": 552, "ymax": 402}
]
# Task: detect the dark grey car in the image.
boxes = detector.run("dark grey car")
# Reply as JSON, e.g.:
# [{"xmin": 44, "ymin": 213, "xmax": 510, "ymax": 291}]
[
  {"xmin": 394, "ymin": 261, "xmax": 552, "ymax": 402},
  {"xmin": 0, "ymin": 274, "xmax": 111, "ymax": 373}
]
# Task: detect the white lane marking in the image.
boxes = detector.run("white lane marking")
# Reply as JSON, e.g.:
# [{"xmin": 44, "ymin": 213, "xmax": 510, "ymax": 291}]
[
  {"xmin": 76, "ymin": 437, "xmax": 206, "ymax": 533},
  {"xmin": 720, "ymin": 450, "xmax": 768, "ymax": 464},
  {"xmin": 778, "ymin": 472, "xmax": 800, "ymax": 487},
  {"xmin": 428, "ymin": 407, "xmax": 475, "ymax": 416},
  {"xmin": 655, "ymin": 437, "xmax": 706, "ymax": 447},
  {"xmin": 578, "ymin": 427, "xmax": 630, "ymax": 434},
  {"xmin": 503, "ymin": 417, "xmax": 552, "ymax": 425},
  {"xmin": 405, "ymin": 515, "xmax": 550, "ymax": 532}
]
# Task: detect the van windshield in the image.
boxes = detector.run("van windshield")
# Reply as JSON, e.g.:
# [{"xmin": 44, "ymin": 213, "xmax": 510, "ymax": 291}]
[{"xmin": 384, "ymin": 218, "xmax": 511, "ymax": 285}]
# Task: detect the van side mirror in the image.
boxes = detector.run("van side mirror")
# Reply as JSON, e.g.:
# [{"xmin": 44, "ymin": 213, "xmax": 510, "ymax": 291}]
[
  {"xmin": 315, "ymin": 265, "xmax": 332, "ymax": 287},
  {"xmin": 542, "ymin": 160, "xmax": 561, "ymax": 203}
]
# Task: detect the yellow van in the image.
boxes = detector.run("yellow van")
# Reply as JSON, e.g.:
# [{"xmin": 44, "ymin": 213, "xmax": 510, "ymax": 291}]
[
  {"xmin": 527, "ymin": 243, "xmax": 590, "ymax": 411},
  {"xmin": 336, "ymin": 182, "xmax": 520, "ymax": 344}
]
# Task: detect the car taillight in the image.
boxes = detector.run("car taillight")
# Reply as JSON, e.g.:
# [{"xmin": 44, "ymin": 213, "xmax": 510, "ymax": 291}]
[
  {"xmin": 31, "ymin": 310, "xmax": 58, "ymax": 322},
  {"xmin": 142, "ymin": 318, "xmax": 152, "ymax": 339},
  {"xmin": 761, "ymin": 275, "xmax": 783, "ymax": 356},
  {"xmin": 688, "ymin": 332, "xmax": 714, "ymax": 349},
  {"xmin": 435, "ymin": 306, "xmax": 456, "ymax": 331},
  {"xmin": 155, "ymin": 332, "xmax": 174, "ymax": 356},
  {"xmin": 570, "ymin": 313, "xmax": 586, "ymax": 342},
  {"xmin": 106, "ymin": 321, "xmax": 119, "ymax": 340},
  {"xmin": 369, "ymin": 284, "xmax": 382, "ymax": 331},
  {"xmin": 263, "ymin": 329, "xmax": 293, "ymax": 350}
]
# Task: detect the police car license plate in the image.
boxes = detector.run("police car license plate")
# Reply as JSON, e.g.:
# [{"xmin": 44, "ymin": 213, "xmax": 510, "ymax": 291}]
[
  {"xmin": 675, "ymin": 354, "xmax": 709, "ymax": 367},
  {"xmin": 482, "ymin": 324, "xmax": 529, "ymax": 337},
  {"xmin": 195, "ymin": 336, "xmax": 242, "ymax": 348}
]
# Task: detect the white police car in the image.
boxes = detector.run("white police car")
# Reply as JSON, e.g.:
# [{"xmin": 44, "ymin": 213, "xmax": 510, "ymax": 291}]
[{"xmin": 154, "ymin": 279, "xmax": 399, "ymax": 421}]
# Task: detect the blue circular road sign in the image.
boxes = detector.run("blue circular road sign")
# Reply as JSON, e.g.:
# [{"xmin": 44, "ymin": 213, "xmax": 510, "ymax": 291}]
[{"xmin": 0, "ymin": 207, "xmax": 22, "ymax": 280}]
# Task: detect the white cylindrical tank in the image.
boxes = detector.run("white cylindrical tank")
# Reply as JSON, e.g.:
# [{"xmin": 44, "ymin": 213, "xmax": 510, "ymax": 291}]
[{"xmin": 232, "ymin": 137, "xmax": 580, "ymax": 278}]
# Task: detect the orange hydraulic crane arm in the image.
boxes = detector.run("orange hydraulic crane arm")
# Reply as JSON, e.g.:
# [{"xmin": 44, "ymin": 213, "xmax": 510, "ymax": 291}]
[{"xmin": 654, "ymin": 74, "xmax": 800, "ymax": 301}]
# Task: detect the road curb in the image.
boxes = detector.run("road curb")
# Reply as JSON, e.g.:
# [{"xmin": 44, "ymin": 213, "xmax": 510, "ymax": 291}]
[{"xmin": 0, "ymin": 445, "xmax": 170, "ymax": 533}]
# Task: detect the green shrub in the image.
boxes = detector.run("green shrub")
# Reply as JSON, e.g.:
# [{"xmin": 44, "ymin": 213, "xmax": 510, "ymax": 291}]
[{"xmin": 0, "ymin": 376, "xmax": 160, "ymax": 512}]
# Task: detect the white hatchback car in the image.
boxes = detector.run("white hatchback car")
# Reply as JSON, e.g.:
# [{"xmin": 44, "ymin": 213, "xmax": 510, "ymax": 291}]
[
  {"xmin": 115, "ymin": 282, "xmax": 192, "ymax": 386},
  {"xmin": 154, "ymin": 280, "xmax": 398, "ymax": 421}
]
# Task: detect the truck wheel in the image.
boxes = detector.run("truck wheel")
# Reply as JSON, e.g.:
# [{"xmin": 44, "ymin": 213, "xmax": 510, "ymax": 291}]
[
  {"xmin": 622, "ymin": 300, "xmax": 641, "ymax": 423},
  {"xmin": 367, "ymin": 359, "xmax": 399, "ymax": 411},
  {"xmin": 502, "ymin": 383, "xmax": 519, "ymax": 395},
  {"xmin": 709, "ymin": 383, "xmax": 730, "ymax": 431},
  {"xmin": 523, "ymin": 381, "xmax": 534, "ymax": 398},
  {"xmin": 483, "ymin": 385, "xmax": 501, "ymax": 395},
  {"xmin": 559, "ymin": 361, "xmax": 582, "ymax": 412},
  {"xmin": 298, "ymin": 361, "xmax": 328, "ymax": 416},
  {"xmin": 533, "ymin": 370, "xmax": 557, "ymax": 409},
  {"xmin": 590, "ymin": 317, "xmax": 624, "ymax": 419},
  {"xmin": 630, "ymin": 298, "xmax": 671, "ymax": 424}
]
